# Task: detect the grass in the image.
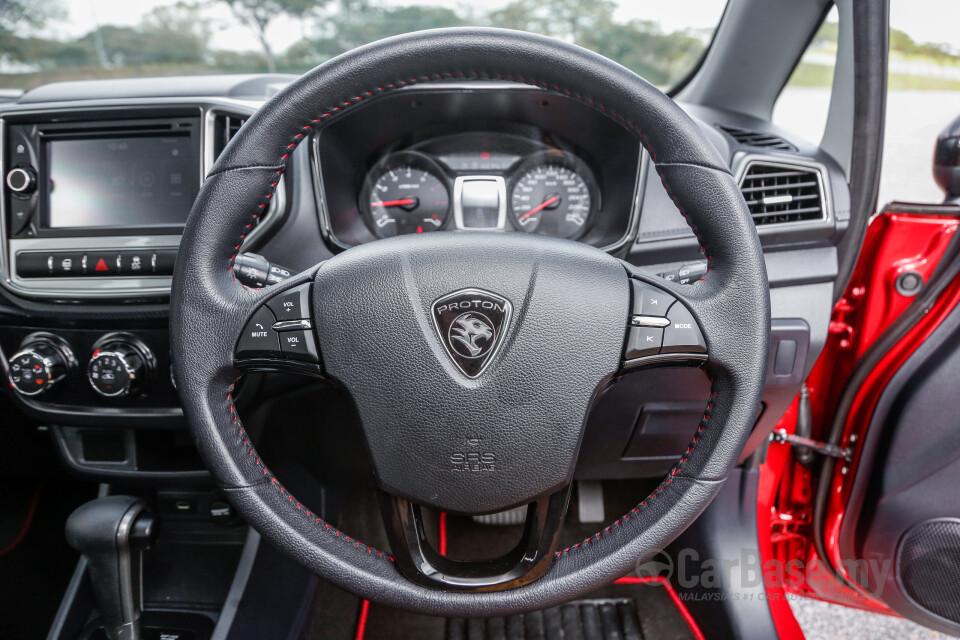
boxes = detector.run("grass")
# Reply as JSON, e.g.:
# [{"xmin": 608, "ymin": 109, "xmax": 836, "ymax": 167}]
[{"xmin": 786, "ymin": 62, "xmax": 960, "ymax": 92}]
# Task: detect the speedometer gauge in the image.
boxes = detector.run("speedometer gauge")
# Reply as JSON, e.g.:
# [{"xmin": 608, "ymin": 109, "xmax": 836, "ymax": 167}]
[
  {"xmin": 508, "ymin": 154, "xmax": 597, "ymax": 239},
  {"xmin": 360, "ymin": 152, "xmax": 451, "ymax": 238}
]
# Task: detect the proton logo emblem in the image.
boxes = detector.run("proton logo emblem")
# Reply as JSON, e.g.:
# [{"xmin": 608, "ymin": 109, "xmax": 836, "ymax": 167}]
[
  {"xmin": 432, "ymin": 288, "xmax": 512, "ymax": 378},
  {"xmin": 450, "ymin": 313, "xmax": 494, "ymax": 357}
]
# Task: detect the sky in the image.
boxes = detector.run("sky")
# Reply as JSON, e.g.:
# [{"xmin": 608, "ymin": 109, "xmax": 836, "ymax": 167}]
[{"xmin": 38, "ymin": 0, "xmax": 960, "ymax": 55}]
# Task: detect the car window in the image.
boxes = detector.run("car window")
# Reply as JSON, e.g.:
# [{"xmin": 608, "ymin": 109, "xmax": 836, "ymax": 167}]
[
  {"xmin": 775, "ymin": 1, "xmax": 960, "ymax": 207},
  {"xmin": 0, "ymin": 0, "xmax": 727, "ymax": 93},
  {"xmin": 772, "ymin": 6, "xmax": 839, "ymax": 148}
]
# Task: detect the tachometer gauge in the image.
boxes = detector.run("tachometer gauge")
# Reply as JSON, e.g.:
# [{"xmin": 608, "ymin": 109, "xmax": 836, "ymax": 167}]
[
  {"xmin": 508, "ymin": 153, "xmax": 598, "ymax": 239},
  {"xmin": 360, "ymin": 152, "xmax": 451, "ymax": 238}
]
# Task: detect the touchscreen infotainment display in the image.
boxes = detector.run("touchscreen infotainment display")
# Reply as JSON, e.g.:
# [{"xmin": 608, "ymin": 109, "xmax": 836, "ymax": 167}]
[{"xmin": 44, "ymin": 135, "xmax": 200, "ymax": 229}]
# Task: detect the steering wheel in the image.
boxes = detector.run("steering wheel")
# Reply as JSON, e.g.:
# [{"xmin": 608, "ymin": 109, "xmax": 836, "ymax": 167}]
[{"xmin": 170, "ymin": 28, "xmax": 769, "ymax": 616}]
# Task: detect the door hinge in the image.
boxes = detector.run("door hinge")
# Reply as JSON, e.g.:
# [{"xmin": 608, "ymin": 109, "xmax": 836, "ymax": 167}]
[{"xmin": 770, "ymin": 429, "xmax": 852, "ymax": 461}]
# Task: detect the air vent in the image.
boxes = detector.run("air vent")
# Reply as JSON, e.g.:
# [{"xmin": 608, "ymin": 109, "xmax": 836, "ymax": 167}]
[
  {"xmin": 719, "ymin": 125, "xmax": 796, "ymax": 152},
  {"xmin": 209, "ymin": 111, "xmax": 286, "ymax": 244},
  {"xmin": 739, "ymin": 162, "xmax": 825, "ymax": 226},
  {"xmin": 212, "ymin": 113, "xmax": 248, "ymax": 160}
]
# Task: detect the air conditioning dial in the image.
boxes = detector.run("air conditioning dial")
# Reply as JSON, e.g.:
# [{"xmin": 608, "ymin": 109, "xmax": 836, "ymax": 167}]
[
  {"xmin": 87, "ymin": 337, "xmax": 154, "ymax": 398},
  {"xmin": 7, "ymin": 335, "xmax": 75, "ymax": 396}
]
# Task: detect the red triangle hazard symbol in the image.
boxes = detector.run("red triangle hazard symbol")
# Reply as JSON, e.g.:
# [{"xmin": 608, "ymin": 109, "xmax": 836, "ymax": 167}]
[{"xmin": 95, "ymin": 258, "xmax": 108, "ymax": 272}]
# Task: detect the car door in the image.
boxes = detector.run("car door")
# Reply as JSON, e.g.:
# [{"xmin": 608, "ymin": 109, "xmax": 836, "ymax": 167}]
[{"xmin": 761, "ymin": 184, "xmax": 960, "ymax": 636}]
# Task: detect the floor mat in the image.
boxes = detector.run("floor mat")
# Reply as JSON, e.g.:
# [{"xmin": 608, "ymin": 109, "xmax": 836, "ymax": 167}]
[
  {"xmin": 352, "ymin": 580, "xmax": 701, "ymax": 640},
  {"xmin": 447, "ymin": 598, "xmax": 643, "ymax": 640},
  {"xmin": 0, "ymin": 483, "xmax": 41, "ymax": 555},
  {"xmin": 0, "ymin": 479, "xmax": 98, "ymax": 639}
]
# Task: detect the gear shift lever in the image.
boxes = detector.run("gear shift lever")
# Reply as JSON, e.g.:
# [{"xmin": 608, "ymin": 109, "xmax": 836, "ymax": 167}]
[{"xmin": 66, "ymin": 496, "xmax": 158, "ymax": 640}]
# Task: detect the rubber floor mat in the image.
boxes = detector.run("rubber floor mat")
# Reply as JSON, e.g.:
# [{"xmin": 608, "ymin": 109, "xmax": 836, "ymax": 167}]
[{"xmin": 447, "ymin": 598, "xmax": 643, "ymax": 640}]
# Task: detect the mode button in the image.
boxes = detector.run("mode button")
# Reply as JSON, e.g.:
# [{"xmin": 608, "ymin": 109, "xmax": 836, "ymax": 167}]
[{"xmin": 662, "ymin": 302, "xmax": 707, "ymax": 354}]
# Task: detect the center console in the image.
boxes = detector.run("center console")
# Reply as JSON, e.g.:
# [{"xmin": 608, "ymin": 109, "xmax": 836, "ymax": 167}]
[
  {"xmin": 0, "ymin": 99, "xmax": 289, "ymax": 479},
  {"xmin": 2, "ymin": 110, "xmax": 202, "ymax": 298}
]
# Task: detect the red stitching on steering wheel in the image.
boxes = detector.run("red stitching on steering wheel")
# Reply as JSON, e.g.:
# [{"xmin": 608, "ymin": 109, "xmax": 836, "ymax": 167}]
[
  {"xmin": 226, "ymin": 380, "xmax": 395, "ymax": 562},
  {"xmin": 225, "ymin": 70, "xmax": 714, "ymax": 279},
  {"xmin": 556, "ymin": 380, "xmax": 717, "ymax": 558}
]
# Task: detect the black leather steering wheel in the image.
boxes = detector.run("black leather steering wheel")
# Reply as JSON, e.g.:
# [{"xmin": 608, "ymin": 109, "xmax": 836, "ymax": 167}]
[{"xmin": 170, "ymin": 28, "xmax": 770, "ymax": 616}]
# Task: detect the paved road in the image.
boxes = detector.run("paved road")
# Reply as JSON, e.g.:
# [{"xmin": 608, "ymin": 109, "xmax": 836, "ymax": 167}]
[
  {"xmin": 791, "ymin": 596, "xmax": 954, "ymax": 640},
  {"xmin": 774, "ymin": 88, "xmax": 960, "ymax": 207}
]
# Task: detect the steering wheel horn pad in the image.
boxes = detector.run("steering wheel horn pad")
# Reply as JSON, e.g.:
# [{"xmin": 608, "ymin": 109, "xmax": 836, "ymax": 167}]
[
  {"xmin": 315, "ymin": 232, "xmax": 628, "ymax": 515},
  {"xmin": 170, "ymin": 27, "xmax": 770, "ymax": 616}
]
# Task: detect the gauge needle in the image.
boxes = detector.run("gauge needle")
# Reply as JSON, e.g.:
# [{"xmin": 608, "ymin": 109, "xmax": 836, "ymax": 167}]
[
  {"xmin": 519, "ymin": 195, "xmax": 559, "ymax": 221},
  {"xmin": 371, "ymin": 198, "xmax": 417, "ymax": 207}
]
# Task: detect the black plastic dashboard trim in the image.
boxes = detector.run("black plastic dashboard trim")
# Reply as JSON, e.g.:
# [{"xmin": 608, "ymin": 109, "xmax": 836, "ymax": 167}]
[{"xmin": 308, "ymin": 82, "xmax": 646, "ymax": 257}]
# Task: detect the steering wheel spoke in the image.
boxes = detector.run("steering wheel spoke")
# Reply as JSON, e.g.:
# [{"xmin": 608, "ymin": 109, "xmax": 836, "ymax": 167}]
[
  {"xmin": 233, "ymin": 274, "xmax": 324, "ymax": 378},
  {"xmin": 381, "ymin": 486, "xmax": 572, "ymax": 591},
  {"xmin": 619, "ymin": 274, "xmax": 710, "ymax": 372}
]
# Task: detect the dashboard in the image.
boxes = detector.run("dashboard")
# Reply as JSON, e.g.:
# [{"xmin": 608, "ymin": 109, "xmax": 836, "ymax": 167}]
[
  {"xmin": 0, "ymin": 75, "xmax": 847, "ymax": 481},
  {"xmin": 313, "ymin": 84, "xmax": 641, "ymax": 252},
  {"xmin": 359, "ymin": 142, "xmax": 597, "ymax": 240}
]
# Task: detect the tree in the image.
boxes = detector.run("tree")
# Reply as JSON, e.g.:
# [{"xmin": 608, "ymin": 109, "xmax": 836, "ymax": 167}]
[
  {"xmin": 140, "ymin": 2, "xmax": 213, "ymax": 64},
  {"xmin": 580, "ymin": 20, "xmax": 706, "ymax": 87},
  {"xmin": 303, "ymin": 2, "xmax": 464, "ymax": 61},
  {"xmin": 484, "ymin": 0, "xmax": 705, "ymax": 87},
  {"xmin": 0, "ymin": 0, "xmax": 64, "ymax": 63},
  {"xmin": 486, "ymin": 0, "xmax": 616, "ymax": 43},
  {"xmin": 221, "ymin": 0, "xmax": 319, "ymax": 73},
  {"xmin": 70, "ymin": 3, "xmax": 211, "ymax": 70}
]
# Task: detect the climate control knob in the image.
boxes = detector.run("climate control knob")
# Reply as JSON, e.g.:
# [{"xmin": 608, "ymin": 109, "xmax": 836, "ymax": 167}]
[
  {"xmin": 8, "ymin": 337, "xmax": 74, "ymax": 396},
  {"xmin": 87, "ymin": 339, "xmax": 153, "ymax": 398}
]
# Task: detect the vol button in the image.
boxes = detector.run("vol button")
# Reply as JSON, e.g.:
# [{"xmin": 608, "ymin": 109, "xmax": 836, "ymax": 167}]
[
  {"xmin": 267, "ymin": 284, "xmax": 310, "ymax": 321},
  {"xmin": 279, "ymin": 330, "xmax": 319, "ymax": 363}
]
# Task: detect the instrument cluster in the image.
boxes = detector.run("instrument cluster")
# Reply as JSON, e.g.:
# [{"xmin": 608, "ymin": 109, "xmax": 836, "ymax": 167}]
[{"xmin": 358, "ymin": 133, "xmax": 600, "ymax": 240}]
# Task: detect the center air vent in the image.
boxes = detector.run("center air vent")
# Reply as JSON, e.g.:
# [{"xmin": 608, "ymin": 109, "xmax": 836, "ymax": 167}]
[
  {"xmin": 739, "ymin": 162, "xmax": 825, "ymax": 226},
  {"xmin": 212, "ymin": 113, "xmax": 248, "ymax": 160},
  {"xmin": 719, "ymin": 125, "xmax": 796, "ymax": 152}
]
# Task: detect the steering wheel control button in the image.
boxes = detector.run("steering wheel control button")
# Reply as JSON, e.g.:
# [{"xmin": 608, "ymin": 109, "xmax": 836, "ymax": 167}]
[
  {"xmin": 272, "ymin": 319, "xmax": 312, "ymax": 332},
  {"xmin": 279, "ymin": 330, "xmax": 319, "ymax": 362},
  {"xmin": 630, "ymin": 315, "xmax": 670, "ymax": 328},
  {"xmin": 661, "ymin": 302, "xmax": 707, "ymax": 354},
  {"xmin": 625, "ymin": 326, "xmax": 664, "ymax": 360},
  {"xmin": 236, "ymin": 306, "xmax": 281, "ymax": 360},
  {"xmin": 266, "ymin": 283, "xmax": 311, "ymax": 321},
  {"xmin": 631, "ymin": 281, "xmax": 675, "ymax": 316}
]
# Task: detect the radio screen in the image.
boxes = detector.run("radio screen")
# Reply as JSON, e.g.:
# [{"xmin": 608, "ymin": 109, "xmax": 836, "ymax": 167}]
[{"xmin": 45, "ymin": 135, "xmax": 200, "ymax": 229}]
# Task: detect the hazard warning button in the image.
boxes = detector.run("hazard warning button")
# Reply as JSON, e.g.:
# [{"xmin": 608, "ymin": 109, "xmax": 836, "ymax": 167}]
[{"xmin": 87, "ymin": 253, "xmax": 120, "ymax": 276}]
